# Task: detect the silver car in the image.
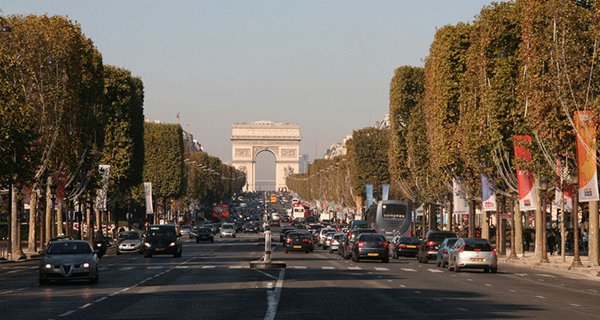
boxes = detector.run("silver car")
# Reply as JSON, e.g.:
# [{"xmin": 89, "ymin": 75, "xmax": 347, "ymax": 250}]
[
  {"xmin": 39, "ymin": 240, "xmax": 99, "ymax": 285},
  {"xmin": 220, "ymin": 223, "xmax": 236, "ymax": 238},
  {"xmin": 116, "ymin": 231, "xmax": 143, "ymax": 255},
  {"xmin": 329, "ymin": 233, "xmax": 343, "ymax": 253},
  {"xmin": 448, "ymin": 238, "xmax": 498, "ymax": 273},
  {"xmin": 324, "ymin": 232, "xmax": 336, "ymax": 249}
]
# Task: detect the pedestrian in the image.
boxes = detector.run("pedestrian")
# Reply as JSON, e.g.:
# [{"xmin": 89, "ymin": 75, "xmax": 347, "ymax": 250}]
[
  {"xmin": 583, "ymin": 230, "xmax": 589, "ymax": 253},
  {"xmin": 523, "ymin": 230, "xmax": 531, "ymax": 252},
  {"xmin": 547, "ymin": 231, "xmax": 555, "ymax": 256},
  {"xmin": 556, "ymin": 231, "xmax": 562, "ymax": 255}
]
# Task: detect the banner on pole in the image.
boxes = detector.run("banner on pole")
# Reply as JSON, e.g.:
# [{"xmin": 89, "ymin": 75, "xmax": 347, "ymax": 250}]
[
  {"xmin": 453, "ymin": 178, "xmax": 468, "ymax": 215},
  {"xmin": 144, "ymin": 182, "xmax": 154, "ymax": 215},
  {"xmin": 514, "ymin": 135, "xmax": 536, "ymax": 211},
  {"xmin": 95, "ymin": 165, "xmax": 110, "ymax": 211},
  {"xmin": 382, "ymin": 184, "xmax": 390, "ymax": 201},
  {"xmin": 366, "ymin": 184, "xmax": 373, "ymax": 209},
  {"xmin": 575, "ymin": 111, "xmax": 599, "ymax": 202},
  {"xmin": 481, "ymin": 174, "xmax": 497, "ymax": 212}
]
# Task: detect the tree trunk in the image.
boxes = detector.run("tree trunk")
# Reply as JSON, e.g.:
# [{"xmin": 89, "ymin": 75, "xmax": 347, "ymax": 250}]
[
  {"xmin": 515, "ymin": 199, "xmax": 524, "ymax": 255},
  {"xmin": 534, "ymin": 178, "xmax": 543, "ymax": 260},
  {"xmin": 56, "ymin": 199, "xmax": 64, "ymax": 236},
  {"xmin": 589, "ymin": 201, "xmax": 599, "ymax": 266},
  {"xmin": 27, "ymin": 188, "xmax": 38, "ymax": 253}
]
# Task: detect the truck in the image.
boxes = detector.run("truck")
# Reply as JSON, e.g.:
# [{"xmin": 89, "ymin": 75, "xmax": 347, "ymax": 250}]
[
  {"xmin": 319, "ymin": 212, "xmax": 330, "ymax": 223},
  {"xmin": 292, "ymin": 203, "xmax": 309, "ymax": 220}
]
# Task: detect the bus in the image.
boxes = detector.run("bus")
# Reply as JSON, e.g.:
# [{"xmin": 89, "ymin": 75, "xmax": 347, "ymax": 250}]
[
  {"xmin": 212, "ymin": 205, "xmax": 229, "ymax": 220},
  {"xmin": 365, "ymin": 200, "xmax": 411, "ymax": 238}
]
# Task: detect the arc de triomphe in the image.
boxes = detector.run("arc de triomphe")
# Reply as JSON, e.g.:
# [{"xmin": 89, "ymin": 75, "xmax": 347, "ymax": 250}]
[{"xmin": 231, "ymin": 121, "xmax": 301, "ymax": 192}]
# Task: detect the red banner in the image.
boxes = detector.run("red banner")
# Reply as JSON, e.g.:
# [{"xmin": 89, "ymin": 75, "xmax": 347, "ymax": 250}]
[{"xmin": 514, "ymin": 135, "xmax": 536, "ymax": 211}]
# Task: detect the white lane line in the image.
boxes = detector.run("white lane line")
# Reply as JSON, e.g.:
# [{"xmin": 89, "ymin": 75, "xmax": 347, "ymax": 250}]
[
  {"xmin": 147, "ymin": 266, "xmax": 162, "ymax": 269},
  {"xmin": 457, "ymin": 308, "xmax": 469, "ymax": 312},
  {"xmin": 571, "ymin": 303, "xmax": 581, "ymax": 307},
  {"xmin": 433, "ymin": 298, "xmax": 443, "ymax": 302},
  {"xmin": 202, "ymin": 266, "xmax": 215, "ymax": 269},
  {"xmin": 229, "ymin": 266, "xmax": 242, "ymax": 269},
  {"xmin": 414, "ymin": 291, "xmax": 422, "ymax": 294},
  {"xmin": 121, "ymin": 287, "xmax": 130, "ymax": 292},
  {"xmin": 427, "ymin": 269, "xmax": 443, "ymax": 273},
  {"xmin": 399, "ymin": 285, "xmax": 406, "ymax": 288},
  {"xmin": 485, "ymin": 284, "xmax": 492, "ymax": 287},
  {"xmin": 94, "ymin": 297, "xmax": 107, "ymax": 303},
  {"xmin": 175, "ymin": 266, "xmax": 189, "ymax": 269},
  {"xmin": 264, "ymin": 269, "xmax": 285, "ymax": 320},
  {"xmin": 509, "ymin": 289, "xmax": 516, "ymax": 293},
  {"xmin": 388, "ymin": 280, "xmax": 393, "ymax": 282},
  {"xmin": 536, "ymin": 273, "xmax": 556, "ymax": 278},
  {"xmin": 58, "ymin": 310, "xmax": 76, "ymax": 317},
  {"xmin": 348, "ymin": 266, "xmax": 362, "ymax": 270},
  {"xmin": 515, "ymin": 273, "xmax": 528, "ymax": 277},
  {"xmin": 401, "ymin": 268, "xmax": 417, "ymax": 272},
  {"xmin": 108, "ymin": 292, "xmax": 120, "ymax": 297},
  {"xmin": 120, "ymin": 267, "xmax": 135, "ymax": 270},
  {"xmin": 374, "ymin": 268, "xmax": 389, "ymax": 271},
  {"xmin": 535, "ymin": 295, "xmax": 545, "ymax": 299},
  {"xmin": 253, "ymin": 269, "xmax": 278, "ymax": 280},
  {"xmin": 78, "ymin": 303, "xmax": 93, "ymax": 309},
  {"xmin": 322, "ymin": 266, "xmax": 335, "ymax": 270},
  {"xmin": 588, "ymin": 289, "xmax": 598, "ymax": 293},
  {"xmin": 294, "ymin": 266, "xmax": 307, "ymax": 269}
]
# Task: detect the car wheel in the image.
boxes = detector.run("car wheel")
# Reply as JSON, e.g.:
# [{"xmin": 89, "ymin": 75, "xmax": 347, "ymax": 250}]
[
  {"xmin": 220, "ymin": 235, "xmax": 223, "ymax": 238},
  {"xmin": 329, "ymin": 248, "xmax": 333, "ymax": 253},
  {"xmin": 233, "ymin": 235, "xmax": 236, "ymax": 238},
  {"xmin": 90, "ymin": 274, "xmax": 99, "ymax": 284},
  {"xmin": 305, "ymin": 250, "xmax": 310, "ymax": 254},
  {"xmin": 211, "ymin": 239, "xmax": 214, "ymax": 243},
  {"xmin": 174, "ymin": 249, "xmax": 182, "ymax": 258},
  {"xmin": 139, "ymin": 250, "xmax": 143, "ymax": 255},
  {"xmin": 454, "ymin": 264, "xmax": 461, "ymax": 272},
  {"xmin": 436, "ymin": 260, "xmax": 441, "ymax": 267},
  {"xmin": 196, "ymin": 239, "xmax": 200, "ymax": 243},
  {"xmin": 491, "ymin": 267, "xmax": 498, "ymax": 274},
  {"xmin": 352, "ymin": 252, "xmax": 359, "ymax": 262},
  {"xmin": 285, "ymin": 248, "xmax": 288, "ymax": 253},
  {"xmin": 39, "ymin": 278, "xmax": 49, "ymax": 286},
  {"xmin": 382, "ymin": 256, "xmax": 389, "ymax": 263},
  {"xmin": 116, "ymin": 251, "xmax": 121, "ymax": 255},
  {"xmin": 483, "ymin": 268, "xmax": 490, "ymax": 273},
  {"xmin": 422, "ymin": 257, "xmax": 429, "ymax": 264}
]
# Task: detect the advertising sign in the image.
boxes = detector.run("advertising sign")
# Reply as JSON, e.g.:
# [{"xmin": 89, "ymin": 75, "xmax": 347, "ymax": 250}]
[
  {"xmin": 95, "ymin": 165, "xmax": 110, "ymax": 211},
  {"xmin": 382, "ymin": 184, "xmax": 390, "ymax": 201},
  {"xmin": 575, "ymin": 111, "xmax": 599, "ymax": 202},
  {"xmin": 514, "ymin": 135, "xmax": 537, "ymax": 211},
  {"xmin": 480, "ymin": 174, "xmax": 497, "ymax": 212},
  {"xmin": 453, "ymin": 178, "xmax": 468, "ymax": 215},
  {"xmin": 144, "ymin": 182, "xmax": 154, "ymax": 215},
  {"xmin": 366, "ymin": 184, "xmax": 373, "ymax": 208}
]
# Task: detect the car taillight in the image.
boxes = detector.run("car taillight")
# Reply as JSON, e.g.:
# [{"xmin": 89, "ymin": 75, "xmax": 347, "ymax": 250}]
[
  {"xmin": 491, "ymin": 250, "xmax": 496, "ymax": 255},
  {"xmin": 357, "ymin": 242, "xmax": 366, "ymax": 248},
  {"xmin": 380, "ymin": 242, "xmax": 388, "ymax": 248},
  {"xmin": 474, "ymin": 248, "xmax": 481, "ymax": 251},
  {"xmin": 286, "ymin": 238, "xmax": 292, "ymax": 243},
  {"xmin": 426, "ymin": 241, "xmax": 435, "ymax": 246},
  {"xmin": 302, "ymin": 239, "xmax": 311, "ymax": 243},
  {"xmin": 399, "ymin": 244, "xmax": 407, "ymax": 248},
  {"xmin": 459, "ymin": 244, "xmax": 466, "ymax": 253},
  {"xmin": 375, "ymin": 230, "xmax": 379, "ymax": 233}
]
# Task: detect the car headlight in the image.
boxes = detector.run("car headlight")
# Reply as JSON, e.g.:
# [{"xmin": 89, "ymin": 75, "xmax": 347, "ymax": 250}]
[
  {"xmin": 169, "ymin": 242, "xmax": 176, "ymax": 247},
  {"xmin": 144, "ymin": 242, "xmax": 152, "ymax": 247},
  {"xmin": 45, "ymin": 263, "xmax": 52, "ymax": 269},
  {"xmin": 83, "ymin": 262, "xmax": 90, "ymax": 268}
]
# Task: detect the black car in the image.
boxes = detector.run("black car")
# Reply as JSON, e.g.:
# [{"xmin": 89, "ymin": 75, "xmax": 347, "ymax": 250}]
[
  {"xmin": 390, "ymin": 236, "xmax": 420, "ymax": 258},
  {"xmin": 417, "ymin": 231, "xmax": 457, "ymax": 263},
  {"xmin": 280, "ymin": 226, "xmax": 298, "ymax": 242},
  {"xmin": 143, "ymin": 224, "xmax": 182, "ymax": 258},
  {"xmin": 244, "ymin": 222, "xmax": 258, "ymax": 233},
  {"xmin": 194, "ymin": 227, "xmax": 214, "ymax": 243},
  {"xmin": 351, "ymin": 233, "xmax": 389, "ymax": 263},
  {"xmin": 284, "ymin": 232, "xmax": 312, "ymax": 253}
]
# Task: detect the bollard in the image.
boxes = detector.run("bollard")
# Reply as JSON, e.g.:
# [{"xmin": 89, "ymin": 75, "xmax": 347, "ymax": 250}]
[{"xmin": 264, "ymin": 230, "xmax": 272, "ymax": 262}]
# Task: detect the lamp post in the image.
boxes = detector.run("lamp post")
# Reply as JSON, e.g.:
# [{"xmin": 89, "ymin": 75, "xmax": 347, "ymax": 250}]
[
  {"xmin": 570, "ymin": 168, "xmax": 584, "ymax": 267},
  {"xmin": 539, "ymin": 176, "xmax": 550, "ymax": 263}
]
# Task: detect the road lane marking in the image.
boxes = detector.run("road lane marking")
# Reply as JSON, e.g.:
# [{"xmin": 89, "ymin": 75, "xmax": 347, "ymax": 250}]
[
  {"xmin": 202, "ymin": 266, "xmax": 215, "ymax": 269},
  {"xmin": 120, "ymin": 267, "xmax": 135, "ymax": 270},
  {"xmin": 374, "ymin": 268, "xmax": 389, "ymax": 271},
  {"xmin": 294, "ymin": 266, "xmax": 307, "ymax": 269},
  {"xmin": 147, "ymin": 266, "xmax": 162, "ymax": 269},
  {"xmin": 254, "ymin": 269, "xmax": 278, "ymax": 280},
  {"xmin": 265, "ymin": 269, "xmax": 285, "ymax": 320},
  {"xmin": 536, "ymin": 273, "xmax": 556, "ymax": 278},
  {"xmin": 515, "ymin": 273, "xmax": 528, "ymax": 277},
  {"xmin": 427, "ymin": 269, "xmax": 443, "ymax": 273},
  {"xmin": 322, "ymin": 266, "xmax": 335, "ymax": 270},
  {"xmin": 485, "ymin": 284, "xmax": 492, "ymax": 287},
  {"xmin": 58, "ymin": 310, "xmax": 76, "ymax": 317},
  {"xmin": 571, "ymin": 303, "xmax": 581, "ymax": 307},
  {"xmin": 348, "ymin": 266, "xmax": 361, "ymax": 270},
  {"xmin": 78, "ymin": 303, "xmax": 92, "ymax": 309},
  {"xmin": 175, "ymin": 266, "xmax": 189, "ymax": 269},
  {"xmin": 457, "ymin": 308, "xmax": 468, "ymax": 312},
  {"xmin": 401, "ymin": 268, "xmax": 417, "ymax": 272},
  {"xmin": 414, "ymin": 291, "xmax": 422, "ymax": 294},
  {"xmin": 229, "ymin": 266, "xmax": 242, "ymax": 269},
  {"xmin": 433, "ymin": 298, "xmax": 442, "ymax": 302},
  {"xmin": 535, "ymin": 295, "xmax": 545, "ymax": 299},
  {"xmin": 509, "ymin": 289, "xmax": 516, "ymax": 293},
  {"xmin": 94, "ymin": 297, "xmax": 107, "ymax": 303}
]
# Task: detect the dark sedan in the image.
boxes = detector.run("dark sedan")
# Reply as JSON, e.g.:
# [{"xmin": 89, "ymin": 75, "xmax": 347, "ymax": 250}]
[
  {"xmin": 390, "ymin": 236, "xmax": 420, "ymax": 258},
  {"xmin": 194, "ymin": 227, "xmax": 214, "ymax": 243},
  {"xmin": 284, "ymin": 232, "xmax": 312, "ymax": 253},
  {"xmin": 351, "ymin": 233, "xmax": 389, "ymax": 263}
]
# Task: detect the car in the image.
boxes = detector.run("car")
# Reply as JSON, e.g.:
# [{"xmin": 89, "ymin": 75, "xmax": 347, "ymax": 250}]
[
  {"xmin": 341, "ymin": 228, "xmax": 378, "ymax": 259},
  {"xmin": 143, "ymin": 224, "xmax": 182, "ymax": 258},
  {"xmin": 39, "ymin": 240, "xmax": 99, "ymax": 285},
  {"xmin": 349, "ymin": 220, "xmax": 368, "ymax": 229},
  {"xmin": 390, "ymin": 236, "xmax": 420, "ymax": 259},
  {"xmin": 417, "ymin": 231, "xmax": 457, "ymax": 264},
  {"xmin": 351, "ymin": 233, "xmax": 389, "ymax": 263},
  {"xmin": 180, "ymin": 224, "xmax": 192, "ymax": 237},
  {"xmin": 323, "ymin": 232, "xmax": 337, "ymax": 249},
  {"xmin": 116, "ymin": 231, "xmax": 143, "ymax": 255},
  {"xmin": 448, "ymin": 238, "xmax": 498, "ymax": 273},
  {"xmin": 284, "ymin": 232, "xmax": 312, "ymax": 253},
  {"xmin": 436, "ymin": 237, "xmax": 459, "ymax": 267},
  {"xmin": 220, "ymin": 223, "xmax": 236, "ymax": 238},
  {"xmin": 329, "ymin": 233, "xmax": 343, "ymax": 253},
  {"xmin": 318, "ymin": 228, "xmax": 336, "ymax": 247},
  {"xmin": 296, "ymin": 230, "xmax": 314, "ymax": 252},
  {"xmin": 194, "ymin": 227, "xmax": 215, "ymax": 243},
  {"xmin": 244, "ymin": 222, "xmax": 259, "ymax": 233},
  {"xmin": 280, "ymin": 226, "xmax": 298, "ymax": 242}
]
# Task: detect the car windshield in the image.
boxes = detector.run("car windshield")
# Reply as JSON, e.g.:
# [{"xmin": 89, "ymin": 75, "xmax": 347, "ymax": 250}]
[
  {"xmin": 119, "ymin": 232, "xmax": 141, "ymax": 240},
  {"xmin": 358, "ymin": 234, "xmax": 386, "ymax": 242},
  {"xmin": 47, "ymin": 242, "xmax": 92, "ymax": 254},
  {"xmin": 429, "ymin": 233, "xmax": 457, "ymax": 242},
  {"xmin": 198, "ymin": 228, "xmax": 211, "ymax": 233},
  {"xmin": 464, "ymin": 241, "xmax": 492, "ymax": 251},
  {"xmin": 399, "ymin": 237, "xmax": 420, "ymax": 244},
  {"xmin": 148, "ymin": 227, "xmax": 176, "ymax": 237},
  {"xmin": 445, "ymin": 239, "xmax": 458, "ymax": 247},
  {"xmin": 289, "ymin": 234, "xmax": 308, "ymax": 240}
]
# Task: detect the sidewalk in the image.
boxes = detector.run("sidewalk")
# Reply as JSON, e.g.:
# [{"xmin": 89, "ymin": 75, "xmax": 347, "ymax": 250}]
[{"xmin": 501, "ymin": 248, "xmax": 600, "ymax": 280}]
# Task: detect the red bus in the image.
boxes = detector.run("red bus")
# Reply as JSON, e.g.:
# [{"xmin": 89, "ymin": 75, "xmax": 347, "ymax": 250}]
[{"xmin": 212, "ymin": 205, "xmax": 229, "ymax": 220}]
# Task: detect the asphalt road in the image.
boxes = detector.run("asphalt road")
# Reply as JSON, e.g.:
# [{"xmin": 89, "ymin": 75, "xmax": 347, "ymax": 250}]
[{"xmin": 1, "ymin": 228, "xmax": 600, "ymax": 320}]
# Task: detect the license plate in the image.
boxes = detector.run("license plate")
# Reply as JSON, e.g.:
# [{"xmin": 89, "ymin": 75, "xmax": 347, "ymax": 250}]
[
  {"xmin": 156, "ymin": 248, "xmax": 165, "ymax": 251},
  {"xmin": 472, "ymin": 258, "xmax": 484, "ymax": 262},
  {"xmin": 294, "ymin": 246, "xmax": 302, "ymax": 248},
  {"xmin": 368, "ymin": 253, "xmax": 379, "ymax": 256},
  {"xmin": 407, "ymin": 245, "xmax": 416, "ymax": 248}
]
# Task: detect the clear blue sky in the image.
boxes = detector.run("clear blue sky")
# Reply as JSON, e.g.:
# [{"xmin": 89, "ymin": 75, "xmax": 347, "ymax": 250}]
[{"xmin": 2, "ymin": 0, "xmax": 496, "ymax": 185}]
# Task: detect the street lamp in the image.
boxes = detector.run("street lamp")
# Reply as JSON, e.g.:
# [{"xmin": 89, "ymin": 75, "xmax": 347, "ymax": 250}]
[
  {"xmin": 539, "ymin": 175, "xmax": 550, "ymax": 263},
  {"xmin": 570, "ymin": 168, "xmax": 583, "ymax": 267}
]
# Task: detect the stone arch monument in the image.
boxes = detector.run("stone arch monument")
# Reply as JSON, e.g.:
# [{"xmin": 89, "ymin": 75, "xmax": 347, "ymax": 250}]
[{"xmin": 231, "ymin": 121, "xmax": 301, "ymax": 192}]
